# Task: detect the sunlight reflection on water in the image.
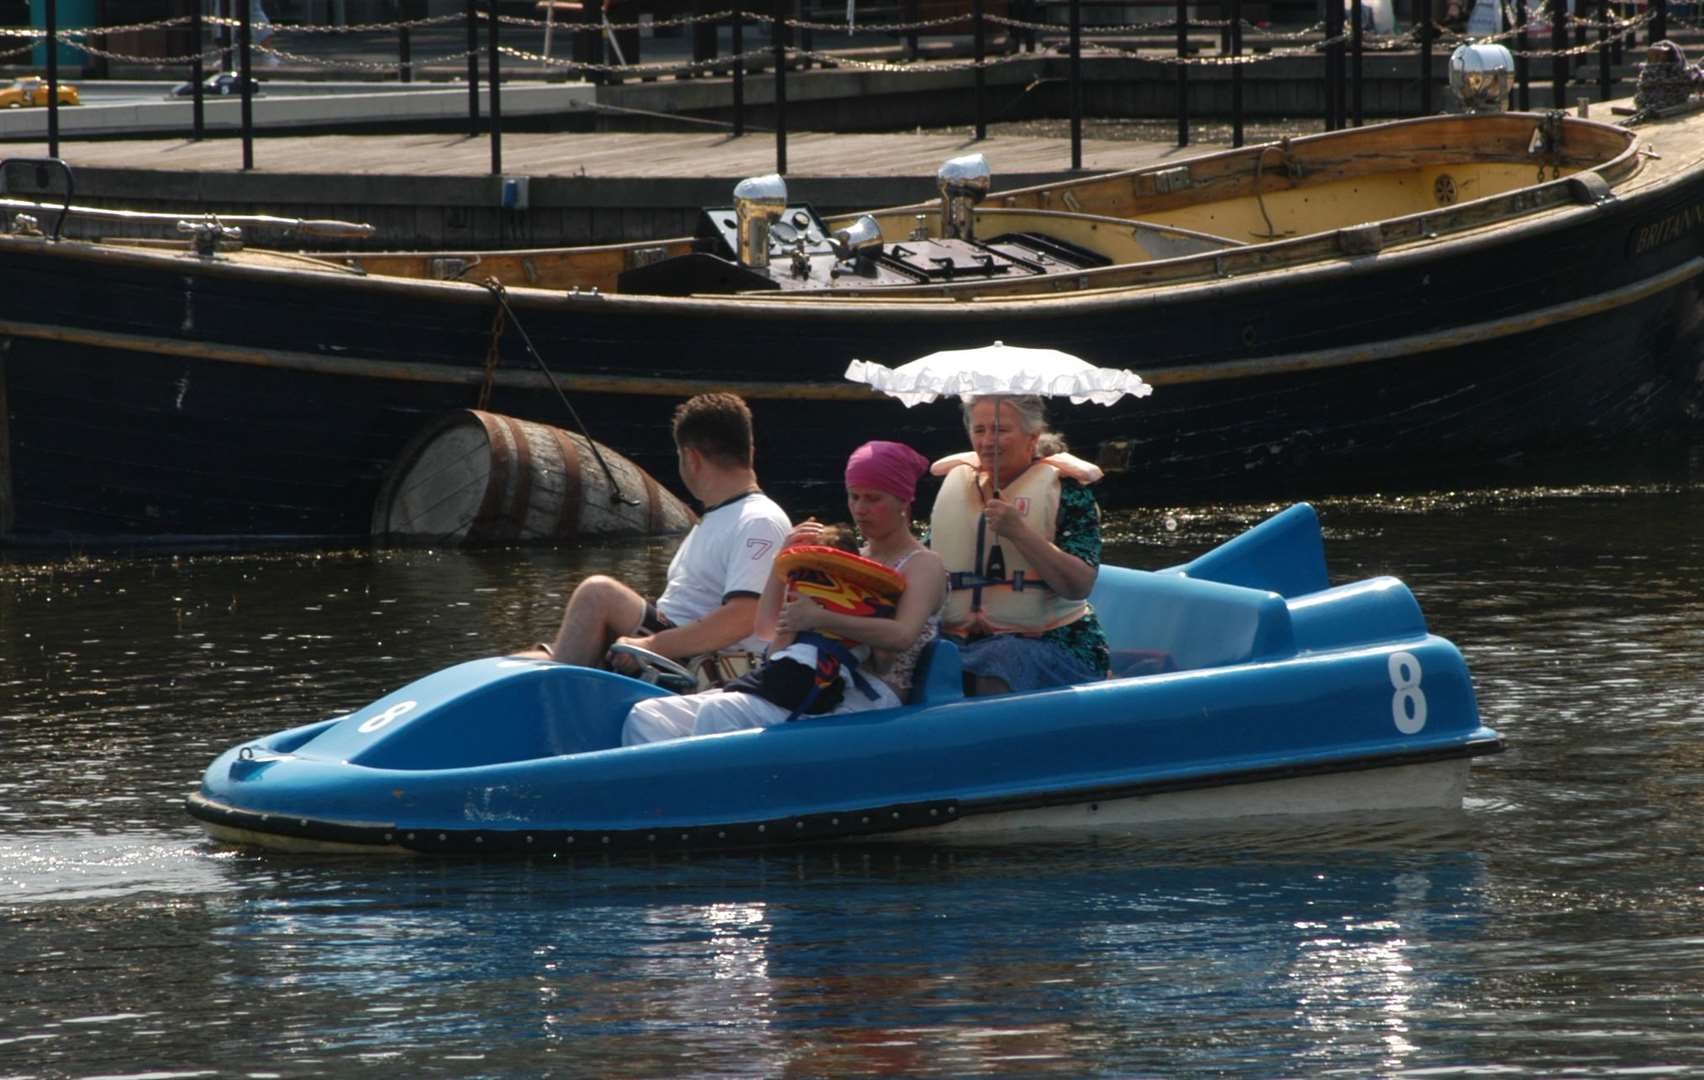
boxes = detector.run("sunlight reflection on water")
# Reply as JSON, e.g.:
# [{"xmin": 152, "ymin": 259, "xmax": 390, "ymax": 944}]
[{"xmin": 3, "ymin": 485, "xmax": 1703, "ymax": 1076}]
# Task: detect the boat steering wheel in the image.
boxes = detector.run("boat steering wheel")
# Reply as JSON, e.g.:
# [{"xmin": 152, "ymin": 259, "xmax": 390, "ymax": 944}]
[{"xmin": 606, "ymin": 643, "xmax": 699, "ymax": 694}]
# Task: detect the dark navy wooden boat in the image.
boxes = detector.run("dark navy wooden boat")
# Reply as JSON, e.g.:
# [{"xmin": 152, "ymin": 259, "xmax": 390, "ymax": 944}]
[
  {"xmin": 4, "ymin": 103, "xmax": 1704, "ymax": 544},
  {"xmin": 185, "ymin": 504, "xmax": 1505, "ymax": 854}
]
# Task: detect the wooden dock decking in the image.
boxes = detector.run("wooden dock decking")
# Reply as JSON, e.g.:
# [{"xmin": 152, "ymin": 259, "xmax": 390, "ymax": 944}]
[{"xmin": 6, "ymin": 129, "xmax": 1219, "ymax": 179}]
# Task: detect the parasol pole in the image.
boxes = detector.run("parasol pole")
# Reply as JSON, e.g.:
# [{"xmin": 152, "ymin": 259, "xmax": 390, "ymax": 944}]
[{"xmin": 984, "ymin": 395, "xmax": 1007, "ymax": 582}]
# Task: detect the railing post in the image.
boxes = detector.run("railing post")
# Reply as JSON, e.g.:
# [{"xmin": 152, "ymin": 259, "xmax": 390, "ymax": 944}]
[
  {"xmin": 1351, "ymin": 0, "xmax": 1363, "ymax": 125},
  {"xmin": 1419, "ymin": 0, "xmax": 1433, "ymax": 115},
  {"xmin": 1325, "ymin": 0, "xmax": 1343, "ymax": 130},
  {"xmin": 974, "ymin": 0, "xmax": 987, "ymax": 139},
  {"xmin": 774, "ymin": 0, "xmax": 788, "ymax": 174},
  {"xmin": 905, "ymin": 0, "xmax": 920, "ymax": 60},
  {"xmin": 1552, "ymin": 0, "xmax": 1567, "ymax": 111},
  {"xmin": 489, "ymin": 0, "xmax": 503, "ymax": 175},
  {"xmin": 1231, "ymin": 0, "xmax": 1243, "ymax": 147},
  {"xmin": 733, "ymin": 10, "xmax": 745, "ymax": 136},
  {"xmin": 191, "ymin": 1, "xmax": 205, "ymax": 140},
  {"xmin": 400, "ymin": 0, "xmax": 414, "ymax": 84},
  {"xmin": 1572, "ymin": 0, "xmax": 1586, "ymax": 72},
  {"xmin": 1597, "ymin": 0, "xmax": 1610, "ymax": 103},
  {"xmin": 1516, "ymin": 0, "xmax": 1530, "ymax": 110},
  {"xmin": 221, "ymin": 0, "xmax": 233, "ymax": 74},
  {"xmin": 467, "ymin": 0, "xmax": 481, "ymax": 135},
  {"xmin": 1652, "ymin": 0, "xmax": 1666, "ymax": 43},
  {"xmin": 1176, "ymin": 0, "xmax": 1189, "ymax": 146},
  {"xmin": 692, "ymin": 0, "xmax": 718, "ymax": 76},
  {"xmin": 240, "ymin": 0, "xmax": 253, "ymax": 170},
  {"xmin": 46, "ymin": 0, "xmax": 59, "ymax": 159},
  {"xmin": 1069, "ymin": 0, "xmax": 1082, "ymax": 170}
]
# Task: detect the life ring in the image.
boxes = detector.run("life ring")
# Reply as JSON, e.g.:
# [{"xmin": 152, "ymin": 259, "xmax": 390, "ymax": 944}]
[{"xmin": 774, "ymin": 545, "xmax": 906, "ymax": 625}]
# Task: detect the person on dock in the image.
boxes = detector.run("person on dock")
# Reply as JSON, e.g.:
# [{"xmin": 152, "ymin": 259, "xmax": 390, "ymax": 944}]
[
  {"xmin": 522, "ymin": 392, "xmax": 790, "ymax": 686},
  {"xmin": 927, "ymin": 394, "xmax": 1109, "ymax": 695},
  {"xmin": 622, "ymin": 440, "xmax": 946, "ymax": 745}
]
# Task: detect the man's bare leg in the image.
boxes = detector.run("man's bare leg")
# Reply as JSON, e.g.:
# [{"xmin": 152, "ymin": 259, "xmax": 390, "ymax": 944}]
[{"xmin": 543, "ymin": 575, "xmax": 648, "ymax": 667}]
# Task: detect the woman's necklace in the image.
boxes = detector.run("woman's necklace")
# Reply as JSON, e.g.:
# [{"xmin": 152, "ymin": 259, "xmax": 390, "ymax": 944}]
[{"xmin": 865, "ymin": 537, "xmax": 921, "ymax": 568}]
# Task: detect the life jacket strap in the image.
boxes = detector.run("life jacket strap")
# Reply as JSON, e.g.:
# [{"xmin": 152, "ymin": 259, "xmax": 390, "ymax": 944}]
[{"xmin": 783, "ymin": 632, "xmax": 879, "ymax": 723}]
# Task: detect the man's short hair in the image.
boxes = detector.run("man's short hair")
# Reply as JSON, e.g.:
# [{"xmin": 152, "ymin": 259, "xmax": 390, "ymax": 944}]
[{"xmin": 672, "ymin": 393, "xmax": 755, "ymax": 468}]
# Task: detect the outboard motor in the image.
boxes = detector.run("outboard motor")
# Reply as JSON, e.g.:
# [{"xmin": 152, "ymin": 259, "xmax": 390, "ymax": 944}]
[
  {"xmin": 733, "ymin": 173, "xmax": 787, "ymax": 268},
  {"xmin": 1448, "ymin": 43, "xmax": 1515, "ymax": 114},
  {"xmin": 937, "ymin": 153, "xmax": 991, "ymax": 242},
  {"xmin": 830, "ymin": 214, "xmax": 884, "ymax": 262}
]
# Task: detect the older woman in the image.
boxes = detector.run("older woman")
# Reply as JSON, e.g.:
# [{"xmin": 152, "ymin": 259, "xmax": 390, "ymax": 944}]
[
  {"xmin": 622, "ymin": 440, "xmax": 947, "ymax": 745},
  {"xmin": 927, "ymin": 394, "xmax": 1109, "ymax": 695}
]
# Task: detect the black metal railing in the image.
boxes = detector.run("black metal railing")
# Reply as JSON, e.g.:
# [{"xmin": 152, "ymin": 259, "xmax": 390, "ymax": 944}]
[{"xmin": 0, "ymin": 0, "xmax": 1668, "ymax": 174}]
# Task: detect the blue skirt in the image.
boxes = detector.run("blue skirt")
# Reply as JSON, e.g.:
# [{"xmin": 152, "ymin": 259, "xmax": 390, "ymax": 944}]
[{"xmin": 954, "ymin": 633, "xmax": 1102, "ymax": 692}]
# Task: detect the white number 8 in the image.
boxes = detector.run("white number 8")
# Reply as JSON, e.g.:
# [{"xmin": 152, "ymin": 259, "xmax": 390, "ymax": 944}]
[
  {"xmin": 1387, "ymin": 652, "xmax": 1427, "ymax": 734},
  {"xmin": 358, "ymin": 699, "xmax": 418, "ymax": 734}
]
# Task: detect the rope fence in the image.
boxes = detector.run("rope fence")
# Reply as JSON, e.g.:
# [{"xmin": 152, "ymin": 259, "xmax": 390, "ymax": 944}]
[{"xmin": 0, "ymin": 0, "xmax": 1677, "ymax": 171}]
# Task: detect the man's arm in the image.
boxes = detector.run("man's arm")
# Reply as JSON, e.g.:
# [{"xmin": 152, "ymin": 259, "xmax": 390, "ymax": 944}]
[{"xmin": 619, "ymin": 595, "xmax": 760, "ymax": 660}]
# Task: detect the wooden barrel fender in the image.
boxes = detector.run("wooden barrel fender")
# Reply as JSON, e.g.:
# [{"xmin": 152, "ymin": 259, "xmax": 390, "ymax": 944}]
[{"xmin": 372, "ymin": 409, "xmax": 697, "ymax": 545}]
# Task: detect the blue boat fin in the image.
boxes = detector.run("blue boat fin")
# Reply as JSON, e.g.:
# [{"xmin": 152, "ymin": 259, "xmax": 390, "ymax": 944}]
[{"xmin": 1170, "ymin": 503, "xmax": 1330, "ymax": 598}]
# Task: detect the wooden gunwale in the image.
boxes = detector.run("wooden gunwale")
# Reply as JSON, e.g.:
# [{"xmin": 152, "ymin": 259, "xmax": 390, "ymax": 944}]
[
  {"xmin": 302, "ymin": 113, "xmax": 1640, "ymax": 293},
  {"xmin": 2, "ymin": 252, "xmax": 1696, "ymax": 398}
]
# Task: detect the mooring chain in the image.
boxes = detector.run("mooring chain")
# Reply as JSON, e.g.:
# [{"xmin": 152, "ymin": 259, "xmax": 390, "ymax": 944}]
[
  {"xmin": 478, "ymin": 279, "xmax": 639, "ymax": 508},
  {"xmin": 8, "ymin": 3, "xmax": 1655, "ymax": 73}
]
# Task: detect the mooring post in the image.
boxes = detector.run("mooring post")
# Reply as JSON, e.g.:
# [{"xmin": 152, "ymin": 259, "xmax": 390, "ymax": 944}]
[
  {"xmin": 1325, "ymin": 0, "xmax": 1343, "ymax": 130},
  {"xmin": 974, "ymin": 0, "xmax": 987, "ymax": 139},
  {"xmin": 1350, "ymin": 0, "xmax": 1363, "ymax": 126},
  {"xmin": 1516, "ymin": 0, "xmax": 1530, "ymax": 110},
  {"xmin": 489, "ymin": 0, "xmax": 503, "ymax": 175},
  {"xmin": 1231, "ymin": 0, "xmax": 1243, "ymax": 147},
  {"xmin": 1069, "ymin": 0, "xmax": 1082, "ymax": 170},
  {"xmin": 1552, "ymin": 0, "xmax": 1566, "ymax": 111},
  {"xmin": 239, "ymin": 0, "xmax": 253, "ymax": 170},
  {"xmin": 1176, "ymin": 0, "xmax": 1189, "ymax": 146},
  {"xmin": 46, "ymin": 0, "xmax": 58, "ymax": 159},
  {"xmin": 191, "ymin": 1, "xmax": 205, "ymax": 139},
  {"xmin": 732, "ymin": 10, "xmax": 745, "ymax": 136},
  {"xmin": 774, "ymin": 0, "xmax": 788, "ymax": 174},
  {"xmin": 400, "ymin": 1, "xmax": 414, "ymax": 84},
  {"xmin": 1419, "ymin": 0, "xmax": 1433, "ymax": 115},
  {"xmin": 467, "ymin": 0, "xmax": 481, "ymax": 134}
]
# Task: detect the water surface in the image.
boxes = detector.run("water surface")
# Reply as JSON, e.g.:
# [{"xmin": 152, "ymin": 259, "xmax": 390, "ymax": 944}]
[{"xmin": 3, "ymin": 487, "xmax": 1702, "ymax": 1076}]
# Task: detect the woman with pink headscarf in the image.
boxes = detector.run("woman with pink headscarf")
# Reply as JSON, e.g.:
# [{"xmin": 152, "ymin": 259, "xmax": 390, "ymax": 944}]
[{"xmin": 623, "ymin": 440, "xmax": 946, "ymax": 744}]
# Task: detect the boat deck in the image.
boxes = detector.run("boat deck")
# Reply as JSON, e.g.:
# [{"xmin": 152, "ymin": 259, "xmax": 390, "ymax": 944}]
[{"xmin": 1, "ymin": 129, "xmax": 1209, "ymax": 180}]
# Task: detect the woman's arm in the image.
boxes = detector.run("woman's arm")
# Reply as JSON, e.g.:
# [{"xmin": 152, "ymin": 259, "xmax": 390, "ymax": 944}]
[
  {"xmin": 776, "ymin": 550, "xmax": 946, "ymax": 651},
  {"xmin": 755, "ymin": 520, "xmax": 834, "ymax": 643},
  {"xmin": 981, "ymin": 482, "xmax": 1101, "ymax": 600}
]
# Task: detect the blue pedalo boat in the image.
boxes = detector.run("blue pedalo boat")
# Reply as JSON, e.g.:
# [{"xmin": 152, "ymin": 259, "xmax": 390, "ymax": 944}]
[{"xmin": 186, "ymin": 504, "xmax": 1503, "ymax": 854}]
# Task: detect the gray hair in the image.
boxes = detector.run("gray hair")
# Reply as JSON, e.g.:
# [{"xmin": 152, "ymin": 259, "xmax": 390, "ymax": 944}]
[{"xmin": 962, "ymin": 394, "xmax": 1068, "ymax": 456}]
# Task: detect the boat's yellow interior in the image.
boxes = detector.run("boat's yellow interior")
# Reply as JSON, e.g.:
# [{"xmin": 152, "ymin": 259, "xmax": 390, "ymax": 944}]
[{"xmin": 324, "ymin": 113, "xmax": 1638, "ymax": 296}]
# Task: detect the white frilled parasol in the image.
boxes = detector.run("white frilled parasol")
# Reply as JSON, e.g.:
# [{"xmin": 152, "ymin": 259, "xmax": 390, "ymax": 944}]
[
  {"xmin": 846, "ymin": 342, "xmax": 1153, "ymax": 577},
  {"xmin": 843, "ymin": 341, "xmax": 1153, "ymax": 408}
]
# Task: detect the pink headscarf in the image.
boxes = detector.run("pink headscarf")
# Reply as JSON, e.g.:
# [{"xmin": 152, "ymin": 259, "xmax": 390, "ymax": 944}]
[{"xmin": 845, "ymin": 440, "xmax": 930, "ymax": 504}]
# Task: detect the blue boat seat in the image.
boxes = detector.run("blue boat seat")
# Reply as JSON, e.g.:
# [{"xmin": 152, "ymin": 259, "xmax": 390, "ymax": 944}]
[
  {"xmin": 1091, "ymin": 566, "xmax": 1295, "ymax": 677},
  {"xmin": 909, "ymin": 637, "xmax": 964, "ymax": 705}
]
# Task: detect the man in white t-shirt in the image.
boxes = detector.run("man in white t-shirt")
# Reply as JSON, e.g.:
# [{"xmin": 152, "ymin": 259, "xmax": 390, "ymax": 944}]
[{"xmin": 526, "ymin": 393, "xmax": 790, "ymax": 681}]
